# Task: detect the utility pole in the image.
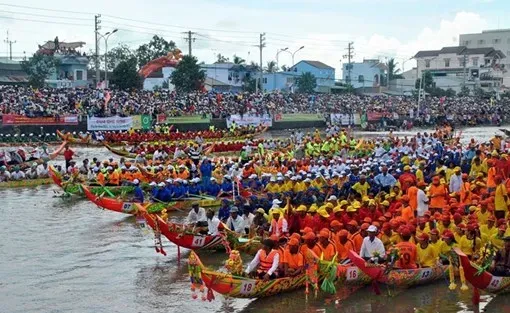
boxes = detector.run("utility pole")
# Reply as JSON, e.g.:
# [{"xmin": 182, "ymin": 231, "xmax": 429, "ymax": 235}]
[
  {"xmin": 462, "ymin": 52, "xmax": 468, "ymax": 89},
  {"xmin": 256, "ymin": 33, "xmax": 266, "ymax": 93},
  {"xmin": 94, "ymin": 14, "xmax": 101, "ymax": 88},
  {"xmin": 183, "ymin": 31, "xmax": 196, "ymax": 56},
  {"xmin": 343, "ymin": 42, "xmax": 354, "ymax": 84},
  {"xmin": 4, "ymin": 31, "xmax": 16, "ymax": 60}
]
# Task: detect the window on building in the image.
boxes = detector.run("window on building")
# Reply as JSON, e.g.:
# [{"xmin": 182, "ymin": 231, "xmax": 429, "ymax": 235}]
[
  {"xmin": 472, "ymin": 57, "xmax": 479, "ymax": 66},
  {"xmin": 463, "ymin": 40, "xmax": 471, "ymax": 46},
  {"xmin": 358, "ymin": 75, "xmax": 364, "ymax": 83},
  {"xmin": 458, "ymin": 57, "xmax": 465, "ymax": 67},
  {"xmin": 262, "ymin": 77, "xmax": 267, "ymax": 84},
  {"xmin": 425, "ymin": 60, "xmax": 431, "ymax": 68},
  {"xmin": 76, "ymin": 70, "xmax": 83, "ymax": 81},
  {"xmin": 444, "ymin": 58, "xmax": 450, "ymax": 67},
  {"xmin": 478, "ymin": 39, "xmax": 485, "ymax": 45},
  {"xmin": 493, "ymin": 38, "xmax": 501, "ymax": 44}
]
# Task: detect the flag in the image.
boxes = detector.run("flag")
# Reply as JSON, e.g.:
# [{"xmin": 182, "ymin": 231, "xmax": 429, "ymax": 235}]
[{"xmin": 104, "ymin": 91, "xmax": 111, "ymax": 106}]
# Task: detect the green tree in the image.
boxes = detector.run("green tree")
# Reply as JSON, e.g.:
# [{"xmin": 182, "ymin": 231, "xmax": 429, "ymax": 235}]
[
  {"xmin": 161, "ymin": 80, "xmax": 170, "ymax": 89},
  {"xmin": 135, "ymin": 35, "xmax": 176, "ymax": 68},
  {"xmin": 106, "ymin": 44, "xmax": 135, "ymax": 71},
  {"xmin": 170, "ymin": 55, "xmax": 205, "ymax": 93},
  {"xmin": 281, "ymin": 65, "xmax": 289, "ymax": 72},
  {"xmin": 415, "ymin": 71, "xmax": 434, "ymax": 91},
  {"xmin": 110, "ymin": 57, "xmax": 142, "ymax": 90},
  {"xmin": 249, "ymin": 61, "xmax": 261, "ymax": 71},
  {"xmin": 458, "ymin": 86, "xmax": 470, "ymax": 97},
  {"xmin": 296, "ymin": 72, "xmax": 317, "ymax": 93},
  {"xmin": 242, "ymin": 76, "xmax": 258, "ymax": 93},
  {"xmin": 265, "ymin": 60, "xmax": 278, "ymax": 73},
  {"xmin": 387, "ymin": 58, "xmax": 403, "ymax": 80},
  {"xmin": 21, "ymin": 53, "xmax": 59, "ymax": 88},
  {"xmin": 215, "ymin": 54, "xmax": 229, "ymax": 63},
  {"xmin": 232, "ymin": 54, "xmax": 245, "ymax": 65}
]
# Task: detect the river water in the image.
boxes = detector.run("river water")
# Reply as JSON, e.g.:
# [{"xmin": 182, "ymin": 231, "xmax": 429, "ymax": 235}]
[{"xmin": 1, "ymin": 125, "xmax": 509, "ymax": 313}]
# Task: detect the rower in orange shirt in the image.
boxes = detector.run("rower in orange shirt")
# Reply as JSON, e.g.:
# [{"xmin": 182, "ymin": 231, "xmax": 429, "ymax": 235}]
[
  {"xmin": 350, "ymin": 223, "xmax": 368, "ymax": 253},
  {"xmin": 107, "ymin": 167, "xmax": 120, "ymax": 186},
  {"xmin": 428, "ymin": 176, "xmax": 448, "ymax": 214},
  {"xmin": 282, "ymin": 238, "xmax": 304, "ymax": 277},
  {"xmin": 317, "ymin": 229, "xmax": 337, "ymax": 261},
  {"xmin": 96, "ymin": 168, "xmax": 106, "ymax": 186},
  {"xmin": 394, "ymin": 226, "xmax": 418, "ymax": 269},
  {"xmin": 334, "ymin": 229, "xmax": 355, "ymax": 261},
  {"xmin": 300, "ymin": 232, "xmax": 322, "ymax": 258},
  {"xmin": 399, "ymin": 195, "xmax": 414, "ymax": 222}
]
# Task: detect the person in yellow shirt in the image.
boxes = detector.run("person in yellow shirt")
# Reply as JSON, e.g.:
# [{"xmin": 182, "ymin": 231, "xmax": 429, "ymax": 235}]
[
  {"xmin": 415, "ymin": 162, "xmax": 425, "ymax": 183},
  {"xmin": 437, "ymin": 215, "xmax": 454, "ymax": 234},
  {"xmin": 492, "ymin": 225, "xmax": 507, "ymax": 250},
  {"xmin": 417, "ymin": 233, "xmax": 439, "ymax": 267},
  {"xmin": 494, "ymin": 175, "xmax": 508, "ymax": 220},
  {"xmin": 416, "ymin": 217, "xmax": 431, "ymax": 236},
  {"xmin": 458, "ymin": 226, "xmax": 482, "ymax": 258},
  {"xmin": 476, "ymin": 202, "xmax": 491, "ymax": 225},
  {"xmin": 265, "ymin": 178, "xmax": 279, "ymax": 193},
  {"xmin": 351, "ymin": 175, "xmax": 370, "ymax": 197},
  {"xmin": 428, "ymin": 229, "xmax": 442, "ymax": 256},
  {"xmin": 469, "ymin": 157, "xmax": 485, "ymax": 178},
  {"xmin": 439, "ymin": 230, "xmax": 457, "ymax": 259},
  {"xmin": 480, "ymin": 216, "xmax": 498, "ymax": 241}
]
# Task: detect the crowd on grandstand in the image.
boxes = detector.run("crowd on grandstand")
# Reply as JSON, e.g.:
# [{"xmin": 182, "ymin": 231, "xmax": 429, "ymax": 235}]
[{"xmin": 0, "ymin": 86, "xmax": 508, "ymax": 126}]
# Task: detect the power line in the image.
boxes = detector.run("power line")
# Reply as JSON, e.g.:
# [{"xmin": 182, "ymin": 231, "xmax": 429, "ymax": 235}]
[
  {"xmin": 0, "ymin": 15, "xmax": 91, "ymax": 27},
  {"xmin": 0, "ymin": 10, "xmax": 91, "ymax": 21},
  {"xmin": 0, "ymin": 3, "xmax": 94, "ymax": 15}
]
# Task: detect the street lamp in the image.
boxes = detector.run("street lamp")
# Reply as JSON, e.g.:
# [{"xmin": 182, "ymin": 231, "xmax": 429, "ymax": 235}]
[
  {"xmin": 276, "ymin": 47, "xmax": 288, "ymax": 69},
  {"xmin": 292, "ymin": 46, "xmax": 305, "ymax": 66},
  {"xmin": 98, "ymin": 29, "xmax": 118, "ymax": 88}
]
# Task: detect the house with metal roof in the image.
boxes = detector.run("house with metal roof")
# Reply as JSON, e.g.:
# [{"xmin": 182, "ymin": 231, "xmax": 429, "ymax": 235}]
[
  {"xmin": 413, "ymin": 45, "xmax": 506, "ymax": 92},
  {"xmin": 262, "ymin": 60, "xmax": 336, "ymax": 93}
]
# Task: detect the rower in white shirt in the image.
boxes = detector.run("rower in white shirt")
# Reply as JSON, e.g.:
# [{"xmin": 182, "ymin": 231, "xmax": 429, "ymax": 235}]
[
  {"xmin": 359, "ymin": 225, "xmax": 386, "ymax": 263},
  {"xmin": 36, "ymin": 163, "xmax": 50, "ymax": 178},
  {"xmin": 241, "ymin": 207, "xmax": 255, "ymax": 235},
  {"xmin": 186, "ymin": 202, "xmax": 207, "ymax": 226},
  {"xmin": 205, "ymin": 210, "xmax": 221, "ymax": 236},
  {"xmin": 225, "ymin": 206, "xmax": 245, "ymax": 234}
]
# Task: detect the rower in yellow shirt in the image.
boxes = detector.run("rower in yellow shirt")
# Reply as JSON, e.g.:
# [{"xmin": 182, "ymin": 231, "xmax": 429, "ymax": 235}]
[
  {"xmin": 492, "ymin": 226, "xmax": 507, "ymax": 250},
  {"xmin": 265, "ymin": 178, "xmax": 279, "ymax": 193},
  {"xmin": 416, "ymin": 233, "xmax": 439, "ymax": 267},
  {"xmin": 428, "ymin": 229, "xmax": 442, "ymax": 256},
  {"xmin": 458, "ymin": 226, "xmax": 482, "ymax": 258},
  {"xmin": 475, "ymin": 203, "xmax": 491, "ymax": 225},
  {"xmin": 480, "ymin": 216, "xmax": 498, "ymax": 240}
]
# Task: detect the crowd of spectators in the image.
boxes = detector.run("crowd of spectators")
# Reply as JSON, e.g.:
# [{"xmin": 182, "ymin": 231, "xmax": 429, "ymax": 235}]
[{"xmin": 0, "ymin": 86, "xmax": 509, "ymax": 126}]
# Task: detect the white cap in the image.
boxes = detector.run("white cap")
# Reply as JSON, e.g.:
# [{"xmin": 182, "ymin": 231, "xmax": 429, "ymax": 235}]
[
  {"xmin": 166, "ymin": 179, "xmax": 173, "ymax": 183},
  {"xmin": 327, "ymin": 195, "xmax": 338, "ymax": 201},
  {"xmin": 133, "ymin": 179, "xmax": 140, "ymax": 184},
  {"xmin": 158, "ymin": 182, "xmax": 165, "ymax": 187},
  {"xmin": 249, "ymin": 174, "xmax": 257, "ymax": 179},
  {"xmin": 272, "ymin": 199, "xmax": 282, "ymax": 205},
  {"xmin": 210, "ymin": 177, "xmax": 217, "ymax": 181},
  {"xmin": 367, "ymin": 225, "xmax": 378, "ymax": 232},
  {"xmin": 149, "ymin": 182, "xmax": 157, "ymax": 186}
]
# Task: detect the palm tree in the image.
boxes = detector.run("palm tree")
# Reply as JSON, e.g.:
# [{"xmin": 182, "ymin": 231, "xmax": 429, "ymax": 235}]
[
  {"xmin": 265, "ymin": 60, "xmax": 278, "ymax": 73},
  {"xmin": 232, "ymin": 54, "xmax": 245, "ymax": 65},
  {"xmin": 281, "ymin": 65, "xmax": 289, "ymax": 72},
  {"xmin": 387, "ymin": 58, "xmax": 403, "ymax": 80},
  {"xmin": 249, "ymin": 61, "xmax": 261, "ymax": 71},
  {"xmin": 215, "ymin": 53, "xmax": 229, "ymax": 63}
]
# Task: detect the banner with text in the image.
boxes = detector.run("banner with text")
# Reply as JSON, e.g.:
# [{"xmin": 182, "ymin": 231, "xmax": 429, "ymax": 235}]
[
  {"xmin": 131, "ymin": 115, "xmax": 152, "ymax": 130},
  {"xmin": 226, "ymin": 114, "xmax": 272, "ymax": 128},
  {"xmin": 330, "ymin": 113, "xmax": 361, "ymax": 126},
  {"xmin": 87, "ymin": 116, "xmax": 133, "ymax": 131},
  {"xmin": 2, "ymin": 114, "xmax": 78, "ymax": 126}
]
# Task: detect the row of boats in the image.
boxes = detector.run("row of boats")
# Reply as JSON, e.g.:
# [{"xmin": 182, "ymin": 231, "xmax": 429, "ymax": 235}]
[{"xmin": 45, "ymin": 165, "xmax": 510, "ymax": 302}]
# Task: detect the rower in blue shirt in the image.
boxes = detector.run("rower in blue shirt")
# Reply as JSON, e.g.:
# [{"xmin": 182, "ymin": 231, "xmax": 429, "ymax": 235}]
[
  {"xmin": 220, "ymin": 175, "xmax": 233, "ymax": 195},
  {"xmin": 206, "ymin": 177, "xmax": 221, "ymax": 196},
  {"xmin": 133, "ymin": 179, "xmax": 144, "ymax": 203}
]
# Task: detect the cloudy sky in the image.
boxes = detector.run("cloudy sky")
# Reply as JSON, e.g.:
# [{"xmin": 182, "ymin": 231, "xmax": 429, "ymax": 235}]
[{"xmin": 0, "ymin": 0, "xmax": 506, "ymax": 77}]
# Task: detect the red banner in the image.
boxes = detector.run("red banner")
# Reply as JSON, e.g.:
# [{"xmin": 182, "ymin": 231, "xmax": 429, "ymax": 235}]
[
  {"xmin": 367, "ymin": 112, "xmax": 388, "ymax": 121},
  {"xmin": 157, "ymin": 114, "xmax": 166, "ymax": 124},
  {"xmin": 1, "ymin": 114, "xmax": 79, "ymax": 126}
]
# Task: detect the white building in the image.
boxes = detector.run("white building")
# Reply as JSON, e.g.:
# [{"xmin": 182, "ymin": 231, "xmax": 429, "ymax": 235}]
[
  {"xmin": 413, "ymin": 46, "xmax": 505, "ymax": 92},
  {"xmin": 459, "ymin": 29, "xmax": 510, "ymax": 86}
]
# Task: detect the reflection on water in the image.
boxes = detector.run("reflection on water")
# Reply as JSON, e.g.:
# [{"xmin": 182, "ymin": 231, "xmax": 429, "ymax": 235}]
[{"xmin": 1, "ymin": 126, "xmax": 510, "ymax": 313}]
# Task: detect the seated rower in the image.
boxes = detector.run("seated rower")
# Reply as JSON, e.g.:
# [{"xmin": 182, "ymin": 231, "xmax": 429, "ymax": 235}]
[
  {"xmin": 132, "ymin": 179, "xmax": 144, "ymax": 203},
  {"xmin": 225, "ymin": 206, "xmax": 245, "ymax": 234},
  {"xmin": 245, "ymin": 239, "xmax": 280, "ymax": 280},
  {"xmin": 394, "ymin": 226, "xmax": 418, "ymax": 269},
  {"xmin": 283, "ymin": 238, "xmax": 304, "ymax": 277},
  {"xmin": 490, "ymin": 236, "xmax": 510, "ymax": 277},
  {"xmin": 206, "ymin": 209, "xmax": 221, "ymax": 236},
  {"xmin": 416, "ymin": 233, "xmax": 438, "ymax": 267},
  {"xmin": 186, "ymin": 202, "xmax": 207, "ymax": 227},
  {"xmin": 359, "ymin": 225, "xmax": 386, "ymax": 263},
  {"xmin": 318, "ymin": 229, "xmax": 337, "ymax": 261}
]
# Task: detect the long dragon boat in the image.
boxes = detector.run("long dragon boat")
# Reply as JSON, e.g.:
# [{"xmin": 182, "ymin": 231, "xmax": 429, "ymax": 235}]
[
  {"xmin": 455, "ymin": 248, "xmax": 510, "ymax": 294},
  {"xmin": 0, "ymin": 177, "xmax": 53, "ymax": 188},
  {"xmin": 348, "ymin": 250, "xmax": 447, "ymax": 288},
  {"xmin": 57, "ymin": 130, "xmax": 95, "ymax": 145},
  {"xmin": 137, "ymin": 203, "xmax": 261, "ymax": 254}
]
